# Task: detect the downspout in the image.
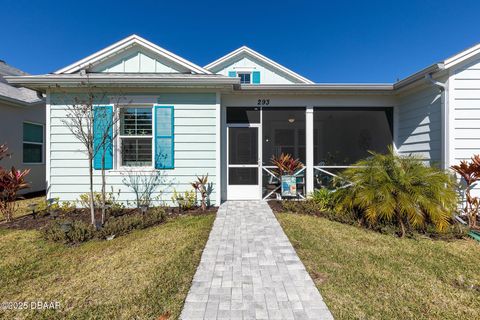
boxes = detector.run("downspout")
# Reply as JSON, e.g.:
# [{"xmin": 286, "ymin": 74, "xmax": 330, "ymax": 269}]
[{"xmin": 425, "ymin": 73, "xmax": 448, "ymax": 170}]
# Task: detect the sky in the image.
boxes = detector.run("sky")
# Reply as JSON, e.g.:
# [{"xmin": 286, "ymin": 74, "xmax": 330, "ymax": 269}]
[{"xmin": 2, "ymin": 0, "xmax": 480, "ymax": 83}]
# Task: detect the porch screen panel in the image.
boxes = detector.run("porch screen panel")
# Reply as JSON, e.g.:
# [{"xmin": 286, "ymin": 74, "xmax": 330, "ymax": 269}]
[
  {"xmin": 262, "ymin": 107, "xmax": 306, "ymax": 164},
  {"xmin": 313, "ymin": 107, "xmax": 393, "ymax": 166}
]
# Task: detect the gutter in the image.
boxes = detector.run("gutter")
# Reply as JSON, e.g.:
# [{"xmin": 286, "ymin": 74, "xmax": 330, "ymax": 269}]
[
  {"xmin": 0, "ymin": 94, "xmax": 44, "ymax": 107},
  {"xmin": 393, "ymin": 63, "xmax": 445, "ymax": 90},
  {"xmin": 238, "ymin": 83, "xmax": 394, "ymax": 92},
  {"xmin": 5, "ymin": 75, "xmax": 239, "ymax": 90}
]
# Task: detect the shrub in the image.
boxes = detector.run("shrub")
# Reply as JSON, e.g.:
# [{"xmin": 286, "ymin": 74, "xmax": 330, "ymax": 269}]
[
  {"xmin": 450, "ymin": 155, "xmax": 480, "ymax": 228},
  {"xmin": 0, "ymin": 144, "xmax": 30, "ymax": 221},
  {"xmin": 171, "ymin": 189, "xmax": 196, "ymax": 211},
  {"xmin": 335, "ymin": 146, "xmax": 458, "ymax": 237},
  {"xmin": 311, "ymin": 188, "xmax": 336, "ymax": 211},
  {"xmin": 191, "ymin": 175, "xmax": 210, "ymax": 211},
  {"xmin": 100, "ymin": 207, "xmax": 166, "ymax": 239},
  {"xmin": 42, "ymin": 220, "xmax": 95, "ymax": 244}
]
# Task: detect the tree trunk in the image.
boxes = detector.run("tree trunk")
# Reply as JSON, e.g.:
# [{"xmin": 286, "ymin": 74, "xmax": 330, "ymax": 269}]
[
  {"xmin": 399, "ymin": 218, "xmax": 406, "ymax": 238},
  {"xmin": 88, "ymin": 155, "xmax": 96, "ymax": 227}
]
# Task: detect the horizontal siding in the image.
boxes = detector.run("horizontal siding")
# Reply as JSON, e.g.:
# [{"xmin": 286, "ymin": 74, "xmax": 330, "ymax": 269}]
[
  {"xmin": 49, "ymin": 93, "xmax": 218, "ymax": 206},
  {"xmin": 452, "ymin": 58, "xmax": 480, "ymax": 165},
  {"xmin": 396, "ymin": 86, "xmax": 442, "ymax": 163}
]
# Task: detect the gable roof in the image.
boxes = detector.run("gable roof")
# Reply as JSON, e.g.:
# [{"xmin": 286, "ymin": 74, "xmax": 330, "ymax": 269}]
[
  {"xmin": 55, "ymin": 34, "xmax": 212, "ymax": 75},
  {"xmin": 204, "ymin": 46, "xmax": 314, "ymax": 84}
]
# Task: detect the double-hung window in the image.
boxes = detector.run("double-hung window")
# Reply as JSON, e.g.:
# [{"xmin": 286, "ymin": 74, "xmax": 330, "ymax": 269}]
[
  {"xmin": 23, "ymin": 122, "xmax": 43, "ymax": 164},
  {"xmin": 119, "ymin": 107, "xmax": 153, "ymax": 167},
  {"xmin": 238, "ymin": 72, "xmax": 251, "ymax": 84}
]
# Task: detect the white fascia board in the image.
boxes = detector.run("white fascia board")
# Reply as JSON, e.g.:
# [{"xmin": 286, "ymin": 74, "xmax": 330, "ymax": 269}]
[
  {"xmin": 55, "ymin": 35, "xmax": 212, "ymax": 75},
  {"xmin": 205, "ymin": 46, "xmax": 314, "ymax": 84},
  {"xmin": 444, "ymin": 42, "xmax": 480, "ymax": 69}
]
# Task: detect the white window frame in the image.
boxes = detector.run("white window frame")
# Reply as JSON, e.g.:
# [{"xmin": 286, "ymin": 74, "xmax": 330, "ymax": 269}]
[
  {"xmin": 237, "ymin": 71, "xmax": 252, "ymax": 84},
  {"xmin": 22, "ymin": 121, "xmax": 44, "ymax": 165},
  {"xmin": 116, "ymin": 104, "xmax": 155, "ymax": 170}
]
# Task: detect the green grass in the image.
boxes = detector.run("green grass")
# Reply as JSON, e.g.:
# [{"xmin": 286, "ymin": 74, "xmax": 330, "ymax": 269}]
[
  {"xmin": 0, "ymin": 214, "xmax": 215, "ymax": 319},
  {"xmin": 277, "ymin": 213, "xmax": 480, "ymax": 320}
]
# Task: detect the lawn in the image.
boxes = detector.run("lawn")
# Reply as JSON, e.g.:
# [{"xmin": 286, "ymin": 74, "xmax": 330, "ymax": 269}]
[
  {"xmin": 277, "ymin": 213, "xmax": 480, "ymax": 320},
  {"xmin": 0, "ymin": 213, "xmax": 215, "ymax": 319}
]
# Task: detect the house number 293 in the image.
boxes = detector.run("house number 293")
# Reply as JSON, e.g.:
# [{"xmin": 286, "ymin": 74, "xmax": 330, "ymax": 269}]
[{"xmin": 257, "ymin": 99, "xmax": 270, "ymax": 106}]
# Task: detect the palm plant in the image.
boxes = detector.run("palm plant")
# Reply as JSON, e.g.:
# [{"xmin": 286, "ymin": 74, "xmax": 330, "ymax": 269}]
[
  {"xmin": 271, "ymin": 153, "xmax": 304, "ymax": 177},
  {"xmin": 451, "ymin": 155, "xmax": 480, "ymax": 228},
  {"xmin": 335, "ymin": 146, "xmax": 457, "ymax": 237}
]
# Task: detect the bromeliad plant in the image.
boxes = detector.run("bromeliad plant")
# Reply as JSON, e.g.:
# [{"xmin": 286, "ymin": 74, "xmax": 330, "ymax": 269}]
[
  {"xmin": 0, "ymin": 144, "xmax": 31, "ymax": 221},
  {"xmin": 451, "ymin": 155, "xmax": 480, "ymax": 228},
  {"xmin": 191, "ymin": 174, "xmax": 209, "ymax": 211},
  {"xmin": 271, "ymin": 153, "xmax": 304, "ymax": 177},
  {"xmin": 335, "ymin": 146, "xmax": 457, "ymax": 237}
]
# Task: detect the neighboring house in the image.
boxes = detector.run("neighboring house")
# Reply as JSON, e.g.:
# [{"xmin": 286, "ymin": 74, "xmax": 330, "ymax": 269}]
[
  {"xmin": 0, "ymin": 60, "xmax": 45, "ymax": 193},
  {"xmin": 6, "ymin": 35, "xmax": 480, "ymax": 204}
]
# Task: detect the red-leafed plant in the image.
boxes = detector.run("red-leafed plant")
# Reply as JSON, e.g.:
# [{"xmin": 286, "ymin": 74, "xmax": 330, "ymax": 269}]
[
  {"xmin": 451, "ymin": 155, "xmax": 480, "ymax": 228},
  {"xmin": 191, "ymin": 174, "xmax": 209, "ymax": 211},
  {"xmin": 271, "ymin": 153, "xmax": 304, "ymax": 177},
  {"xmin": 0, "ymin": 144, "xmax": 31, "ymax": 222}
]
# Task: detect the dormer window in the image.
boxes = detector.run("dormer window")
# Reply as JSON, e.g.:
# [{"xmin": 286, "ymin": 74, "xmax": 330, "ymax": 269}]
[{"xmin": 238, "ymin": 72, "xmax": 251, "ymax": 84}]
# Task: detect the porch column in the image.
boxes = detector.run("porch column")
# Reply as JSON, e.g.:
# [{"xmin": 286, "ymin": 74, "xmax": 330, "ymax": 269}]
[{"xmin": 306, "ymin": 106, "xmax": 314, "ymax": 196}]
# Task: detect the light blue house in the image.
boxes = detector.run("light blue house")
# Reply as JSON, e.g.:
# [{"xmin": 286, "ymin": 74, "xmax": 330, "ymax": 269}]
[{"xmin": 7, "ymin": 35, "xmax": 480, "ymax": 204}]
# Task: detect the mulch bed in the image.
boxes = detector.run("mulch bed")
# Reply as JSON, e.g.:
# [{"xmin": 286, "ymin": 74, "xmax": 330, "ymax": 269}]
[
  {"xmin": 0, "ymin": 206, "xmax": 217, "ymax": 230},
  {"xmin": 268, "ymin": 200, "xmax": 284, "ymax": 214}
]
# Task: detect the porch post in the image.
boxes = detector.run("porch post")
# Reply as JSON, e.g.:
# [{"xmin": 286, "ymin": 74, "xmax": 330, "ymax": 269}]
[
  {"xmin": 215, "ymin": 92, "xmax": 222, "ymax": 206},
  {"xmin": 306, "ymin": 106, "xmax": 314, "ymax": 196}
]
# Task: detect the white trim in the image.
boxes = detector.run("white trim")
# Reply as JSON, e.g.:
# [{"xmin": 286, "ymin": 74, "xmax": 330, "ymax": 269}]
[
  {"xmin": 205, "ymin": 46, "xmax": 314, "ymax": 84},
  {"xmin": 45, "ymin": 91, "xmax": 51, "ymax": 198},
  {"xmin": 116, "ymin": 105, "xmax": 154, "ymax": 170},
  {"xmin": 444, "ymin": 42, "xmax": 480, "ymax": 69},
  {"xmin": 215, "ymin": 92, "xmax": 221, "ymax": 205},
  {"xmin": 305, "ymin": 106, "xmax": 314, "ymax": 196},
  {"xmin": 55, "ymin": 34, "xmax": 212, "ymax": 75}
]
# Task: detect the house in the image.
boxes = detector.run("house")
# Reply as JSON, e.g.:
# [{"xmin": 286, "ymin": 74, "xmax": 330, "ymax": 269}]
[
  {"xmin": 6, "ymin": 35, "xmax": 480, "ymax": 204},
  {"xmin": 0, "ymin": 60, "xmax": 45, "ymax": 193}
]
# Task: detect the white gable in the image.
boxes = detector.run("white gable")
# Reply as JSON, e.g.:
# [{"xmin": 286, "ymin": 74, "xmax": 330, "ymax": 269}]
[
  {"xmin": 90, "ymin": 45, "xmax": 191, "ymax": 73},
  {"xmin": 205, "ymin": 46, "xmax": 313, "ymax": 84},
  {"xmin": 55, "ymin": 35, "xmax": 210, "ymax": 74}
]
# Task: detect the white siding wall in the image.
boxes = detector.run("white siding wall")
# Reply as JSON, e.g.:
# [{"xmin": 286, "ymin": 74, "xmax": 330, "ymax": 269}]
[
  {"xmin": 91, "ymin": 46, "xmax": 190, "ymax": 73},
  {"xmin": 396, "ymin": 85, "xmax": 442, "ymax": 164},
  {"xmin": 48, "ymin": 92, "xmax": 217, "ymax": 206},
  {"xmin": 214, "ymin": 55, "xmax": 301, "ymax": 84},
  {"xmin": 451, "ymin": 57, "xmax": 480, "ymax": 163}
]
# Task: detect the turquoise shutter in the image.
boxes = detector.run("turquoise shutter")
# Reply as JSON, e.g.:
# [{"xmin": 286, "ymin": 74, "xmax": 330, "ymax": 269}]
[
  {"xmin": 228, "ymin": 71, "xmax": 236, "ymax": 77},
  {"xmin": 154, "ymin": 106, "xmax": 174, "ymax": 169},
  {"xmin": 93, "ymin": 105, "xmax": 113, "ymax": 170},
  {"xmin": 252, "ymin": 71, "xmax": 260, "ymax": 84}
]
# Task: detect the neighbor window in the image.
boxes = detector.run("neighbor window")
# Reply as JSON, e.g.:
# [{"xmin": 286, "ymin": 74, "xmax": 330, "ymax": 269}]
[
  {"xmin": 238, "ymin": 72, "xmax": 251, "ymax": 84},
  {"xmin": 23, "ymin": 122, "xmax": 43, "ymax": 163},
  {"xmin": 119, "ymin": 107, "xmax": 153, "ymax": 167}
]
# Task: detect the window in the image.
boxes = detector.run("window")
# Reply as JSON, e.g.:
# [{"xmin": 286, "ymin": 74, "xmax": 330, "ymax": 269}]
[
  {"xmin": 119, "ymin": 107, "xmax": 153, "ymax": 167},
  {"xmin": 238, "ymin": 72, "xmax": 251, "ymax": 84},
  {"xmin": 23, "ymin": 122, "xmax": 43, "ymax": 164}
]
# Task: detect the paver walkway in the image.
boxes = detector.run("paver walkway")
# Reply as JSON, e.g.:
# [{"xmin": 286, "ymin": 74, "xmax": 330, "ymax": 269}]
[{"xmin": 181, "ymin": 201, "xmax": 333, "ymax": 320}]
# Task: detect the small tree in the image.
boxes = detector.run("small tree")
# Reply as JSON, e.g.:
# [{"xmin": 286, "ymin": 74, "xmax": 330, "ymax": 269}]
[
  {"xmin": 60, "ymin": 78, "xmax": 121, "ymax": 227},
  {"xmin": 451, "ymin": 155, "xmax": 480, "ymax": 228}
]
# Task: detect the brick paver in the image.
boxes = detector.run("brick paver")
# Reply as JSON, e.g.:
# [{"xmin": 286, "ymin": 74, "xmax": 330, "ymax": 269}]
[{"xmin": 181, "ymin": 201, "xmax": 334, "ymax": 320}]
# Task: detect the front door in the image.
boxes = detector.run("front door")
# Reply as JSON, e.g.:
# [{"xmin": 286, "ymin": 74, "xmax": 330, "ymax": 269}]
[{"xmin": 227, "ymin": 126, "xmax": 260, "ymax": 200}]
